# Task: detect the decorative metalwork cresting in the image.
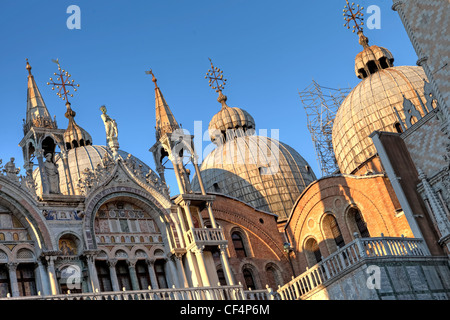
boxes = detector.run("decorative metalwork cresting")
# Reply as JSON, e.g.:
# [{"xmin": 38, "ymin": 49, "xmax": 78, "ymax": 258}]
[
  {"xmin": 343, "ymin": 0, "xmax": 365, "ymax": 33},
  {"xmin": 47, "ymin": 58, "xmax": 80, "ymax": 102},
  {"xmin": 205, "ymin": 58, "xmax": 227, "ymax": 94}
]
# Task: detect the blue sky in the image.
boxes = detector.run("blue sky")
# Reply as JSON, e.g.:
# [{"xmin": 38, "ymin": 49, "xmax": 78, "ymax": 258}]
[{"xmin": 0, "ymin": 1, "xmax": 418, "ymax": 194}]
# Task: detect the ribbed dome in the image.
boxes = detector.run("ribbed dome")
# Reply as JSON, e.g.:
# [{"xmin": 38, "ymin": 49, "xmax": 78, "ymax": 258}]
[
  {"xmin": 354, "ymin": 45, "xmax": 394, "ymax": 79},
  {"xmin": 63, "ymin": 102, "xmax": 93, "ymax": 150},
  {"xmin": 209, "ymin": 105, "xmax": 255, "ymax": 143},
  {"xmin": 64, "ymin": 120, "xmax": 92, "ymax": 149},
  {"xmin": 33, "ymin": 145, "xmax": 157, "ymax": 195},
  {"xmin": 332, "ymin": 65, "xmax": 428, "ymax": 174},
  {"xmin": 191, "ymin": 135, "xmax": 316, "ymax": 221},
  {"xmin": 207, "ymin": 93, "xmax": 255, "ymax": 144}
]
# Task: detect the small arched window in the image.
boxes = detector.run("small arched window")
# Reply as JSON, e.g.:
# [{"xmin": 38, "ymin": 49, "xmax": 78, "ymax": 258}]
[
  {"xmin": 232, "ymin": 232, "xmax": 247, "ymax": 258},
  {"xmin": 329, "ymin": 216, "xmax": 345, "ymax": 249},
  {"xmin": 243, "ymin": 268, "xmax": 256, "ymax": 290},
  {"xmin": 305, "ymin": 238, "xmax": 322, "ymax": 266},
  {"xmin": 349, "ymin": 207, "xmax": 370, "ymax": 238}
]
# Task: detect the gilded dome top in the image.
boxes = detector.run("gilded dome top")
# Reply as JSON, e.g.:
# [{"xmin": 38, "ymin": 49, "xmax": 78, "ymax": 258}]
[
  {"xmin": 191, "ymin": 135, "xmax": 316, "ymax": 221},
  {"xmin": 332, "ymin": 65, "xmax": 428, "ymax": 174}
]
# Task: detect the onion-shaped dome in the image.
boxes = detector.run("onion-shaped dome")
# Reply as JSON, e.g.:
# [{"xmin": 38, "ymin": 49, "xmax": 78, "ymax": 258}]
[
  {"xmin": 63, "ymin": 102, "xmax": 93, "ymax": 149},
  {"xmin": 208, "ymin": 93, "xmax": 255, "ymax": 144},
  {"xmin": 191, "ymin": 135, "xmax": 316, "ymax": 221},
  {"xmin": 332, "ymin": 65, "xmax": 428, "ymax": 174},
  {"xmin": 354, "ymin": 44, "xmax": 394, "ymax": 79}
]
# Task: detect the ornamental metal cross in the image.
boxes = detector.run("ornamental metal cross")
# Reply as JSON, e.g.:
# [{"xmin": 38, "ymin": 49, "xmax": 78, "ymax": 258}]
[
  {"xmin": 343, "ymin": 0, "xmax": 365, "ymax": 33},
  {"xmin": 47, "ymin": 59, "xmax": 80, "ymax": 103},
  {"xmin": 145, "ymin": 69, "xmax": 158, "ymax": 88},
  {"xmin": 205, "ymin": 58, "xmax": 227, "ymax": 93}
]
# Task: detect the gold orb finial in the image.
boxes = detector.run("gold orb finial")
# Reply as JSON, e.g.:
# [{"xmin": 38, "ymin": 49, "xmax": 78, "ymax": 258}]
[{"xmin": 26, "ymin": 58, "xmax": 32, "ymax": 75}]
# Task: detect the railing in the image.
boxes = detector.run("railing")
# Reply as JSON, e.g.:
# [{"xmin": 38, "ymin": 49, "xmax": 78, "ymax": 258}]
[
  {"xmin": 244, "ymin": 286, "xmax": 282, "ymax": 300},
  {"xmin": 0, "ymin": 284, "xmax": 246, "ymax": 301},
  {"xmin": 186, "ymin": 227, "xmax": 226, "ymax": 245},
  {"xmin": 278, "ymin": 235, "xmax": 429, "ymax": 300}
]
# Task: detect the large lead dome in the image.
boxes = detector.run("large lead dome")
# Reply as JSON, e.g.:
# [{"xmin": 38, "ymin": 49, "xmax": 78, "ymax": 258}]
[
  {"xmin": 332, "ymin": 32, "xmax": 428, "ymax": 174},
  {"xmin": 192, "ymin": 92, "xmax": 316, "ymax": 221}
]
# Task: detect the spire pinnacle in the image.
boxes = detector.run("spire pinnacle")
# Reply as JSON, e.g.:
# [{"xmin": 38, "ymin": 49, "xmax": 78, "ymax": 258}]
[
  {"xmin": 24, "ymin": 59, "xmax": 56, "ymax": 133},
  {"xmin": 343, "ymin": 1, "xmax": 369, "ymax": 48},
  {"xmin": 205, "ymin": 58, "xmax": 229, "ymax": 107},
  {"xmin": 146, "ymin": 69, "xmax": 180, "ymax": 140}
]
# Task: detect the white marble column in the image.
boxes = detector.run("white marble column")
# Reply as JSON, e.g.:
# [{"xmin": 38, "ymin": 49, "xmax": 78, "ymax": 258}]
[
  {"xmin": 85, "ymin": 254, "xmax": 100, "ymax": 292},
  {"xmin": 45, "ymin": 256, "xmax": 59, "ymax": 295},
  {"xmin": 219, "ymin": 245, "xmax": 235, "ymax": 286},
  {"xmin": 194, "ymin": 248, "xmax": 210, "ymax": 287},
  {"xmin": 174, "ymin": 254, "xmax": 189, "ymax": 288}
]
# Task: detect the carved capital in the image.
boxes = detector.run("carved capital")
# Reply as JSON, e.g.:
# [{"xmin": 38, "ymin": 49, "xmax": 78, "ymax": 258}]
[
  {"xmin": 34, "ymin": 149, "xmax": 45, "ymax": 158},
  {"xmin": 127, "ymin": 259, "xmax": 137, "ymax": 268},
  {"xmin": 107, "ymin": 259, "xmax": 118, "ymax": 268},
  {"xmin": 7, "ymin": 262, "xmax": 18, "ymax": 272}
]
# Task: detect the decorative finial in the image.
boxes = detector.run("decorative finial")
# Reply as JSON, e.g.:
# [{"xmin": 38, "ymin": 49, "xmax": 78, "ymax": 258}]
[
  {"xmin": 343, "ymin": 1, "xmax": 369, "ymax": 48},
  {"xmin": 25, "ymin": 59, "xmax": 32, "ymax": 75},
  {"xmin": 145, "ymin": 69, "xmax": 158, "ymax": 88},
  {"xmin": 205, "ymin": 58, "xmax": 228, "ymax": 105},
  {"xmin": 47, "ymin": 59, "xmax": 80, "ymax": 103}
]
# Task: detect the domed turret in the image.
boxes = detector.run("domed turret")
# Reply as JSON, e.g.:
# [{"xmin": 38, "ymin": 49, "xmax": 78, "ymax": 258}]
[
  {"xmin": 332, "ymin": 18, "xmax": 429, "ymax": 174},
  {"xmin": 208, "ymin": 92, "xmax": 255, "ymax": 144},
  {"xmin": 354, "ymin": 31, "xmax": 395, "ymax": 79},
  {"xmin": 193, "ymin": 59, "xmax": 317, "ymax": 221},
  {"xmin": 63, "ymin": 102, "xmax": 92, "ymax": 149}
]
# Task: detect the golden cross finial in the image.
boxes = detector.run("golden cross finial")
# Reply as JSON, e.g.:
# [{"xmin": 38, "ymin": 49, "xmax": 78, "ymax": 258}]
[
  {"xmin": 343, "ymin": 1, "xmax": 365, "ymax": 34},
  {"xmin": 205, "ymin": 58, "xmax": 227, "ymax": 94},
  {"xmin": 47, "ymin": 59, "xmax": 80, "ymax": 103},
  {"xmin": 343, "ymin": 1, "xmax": 369, "ymax": 48},
  {"xmin": 145, "ymin": 69, "xmax": 158, "ymax": 88}
]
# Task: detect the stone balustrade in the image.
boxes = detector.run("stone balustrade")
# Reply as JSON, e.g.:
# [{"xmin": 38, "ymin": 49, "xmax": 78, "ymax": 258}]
[
  {"xmin": 278, "ymin": 235, "xmax": 429, "ymax": 300},
  {"xmin": 0, "ymin": 284, "xmax": 246, "ymax": 301},
  {"xmin": 186, "ymin": 227, "xmax": 226, "ymax": 246}
]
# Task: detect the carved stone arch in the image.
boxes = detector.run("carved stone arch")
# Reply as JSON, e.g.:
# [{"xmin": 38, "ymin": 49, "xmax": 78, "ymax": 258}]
[
  {"xmin": 131, "ymin": 246, "xmax": 150, "ymax": 260},
  {"xmin": 13, "ymin": 244, "xmax": 36, "ymax": 263},
  {"xmin": 84, "ymin": 189, "xmax": 174, "ymax": 251},
  {"xmin": 112, "ymin": 247, "xmax": 130, "ymax": 259},
  {"xmin": 0, "ymin": 190, "xmax": 53, "ymax": 253},
  {"xmin": 95, "ymin": 249, "xmax": 110, "ymax": 260},
  {"xmin": 0, "ymin": 245, "xmax": 10, "ymax": 262},
  {"xmin": 149, "ymin": 245, "xmax": 166, "ymax": 258}
]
